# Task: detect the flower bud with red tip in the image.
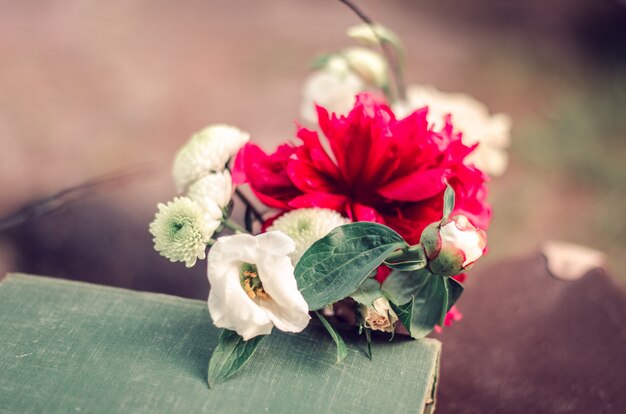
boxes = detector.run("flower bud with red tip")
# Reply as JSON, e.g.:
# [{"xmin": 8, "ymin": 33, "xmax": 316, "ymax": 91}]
[{"xmin": 420, "ymin": 215, "xmax": 487, "ymax": 277}]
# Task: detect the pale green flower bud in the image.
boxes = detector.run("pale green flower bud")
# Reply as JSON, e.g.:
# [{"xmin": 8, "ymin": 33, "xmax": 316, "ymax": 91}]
[
  {"xmin": 346, "ymin": 23, "xmax": 402, "ymax": 51},
  {"xmin": 420, "ymin": 215, "xmax": 487, "ymax": 277},
  {"xmin": 342, "ymin": 47, "xmax": 389, "ymax": 88},
  {"xmin": 358, "ymin": 297, "xmax": 398, "ymax": 333}
]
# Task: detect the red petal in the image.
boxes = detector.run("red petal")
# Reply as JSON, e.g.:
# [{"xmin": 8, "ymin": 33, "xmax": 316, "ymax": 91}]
[
  {"xmin": 287, "ymin": 192, "xmax": 349, "ymax": 212},
  {"xmin": 377, "ymin": 168, "xmax": 449, "ymax": 201}
]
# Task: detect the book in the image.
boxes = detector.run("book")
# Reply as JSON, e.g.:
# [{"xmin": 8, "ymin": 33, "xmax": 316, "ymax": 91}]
[{"xmin": 0, "ymin": 274, "xmax": 441, "ymax": 414}]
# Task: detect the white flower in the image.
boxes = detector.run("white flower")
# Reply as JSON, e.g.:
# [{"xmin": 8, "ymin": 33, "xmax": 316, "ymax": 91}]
[
  {"xmin": 300, "ymin": 56, "xmax": 364, "ymax": 124},
  {"xmin": 207, "ymin": 231, "xmax": 310, "ymax": 340},
  {"xmin": 187, "ymin": 170, "xmax": 233, "ymax": 214},
  {"xmin": 268, "ymin": 208, "xmax": 350, "ymax": 265},
  {"xmin": 172, "ymin": 124, "xmax": 250, "ymax": 192},
  {"xmin": 346, "ymin": 23, "xmax": 401, "ymax": 49},
  {"xmin": 393, "ymin": 85, "xmax": 512, "ymax": 176},
  {"xmin": 342, "ymin": 47, "xmax": 388, "ymax": 88},
  {"xmin": 358, "ymin": 297, "xmax": 398, "ymax": 333},
  {"xmin": 420, "ymin": 215, "xmax": 487, "ymax": 276},
  {"xmin": 149, "ymin": 197, "xmax": 220, "ymax": 268}
]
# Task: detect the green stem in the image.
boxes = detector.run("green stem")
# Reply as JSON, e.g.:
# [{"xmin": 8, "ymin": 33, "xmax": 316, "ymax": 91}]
[
  {"xmin": 235, "ymin": 188, "xmax": 264, "ymax": 222},
  {"xmin": 222, "ymin": 219, "xmax": 249, "ymax": 234},
  {"xmin": 338, "ymin": 0, "xmax": 406, "ymax": 101}
]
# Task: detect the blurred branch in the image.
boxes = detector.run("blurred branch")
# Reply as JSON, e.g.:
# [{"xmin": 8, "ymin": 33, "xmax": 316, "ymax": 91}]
[
  {"xmin": 0, "ymin": 165, "xmax": 155, "ymax": 232},
  {"xmin": 235, "ymin": 188, "xmax": 264, "ymax": 222},
  {"xmin": 338, "ymin": 0, "xmax": 406, "ymax": 101}
]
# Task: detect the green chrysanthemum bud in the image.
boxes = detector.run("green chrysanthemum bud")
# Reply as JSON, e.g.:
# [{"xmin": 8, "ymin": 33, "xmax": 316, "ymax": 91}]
[
  {"xmin": 420, "ymin": 215, "xmax": 487, "ymax": 277},
  {"xmin": 149, "ymin": 197, "xmax": 220, "ymax": 268}
]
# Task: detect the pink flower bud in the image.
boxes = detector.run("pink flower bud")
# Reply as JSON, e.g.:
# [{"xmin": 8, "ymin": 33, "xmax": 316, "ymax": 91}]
[{"xmin": 420, "ymin": 215, "xmax": 487, "ymax": 276}]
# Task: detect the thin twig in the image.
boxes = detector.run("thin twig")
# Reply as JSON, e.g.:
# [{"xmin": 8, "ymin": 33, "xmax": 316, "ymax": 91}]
[
  {"xmin": 0, "ymin": 165, "xmax": 155, "ymax": 232},
  {"xmin": 338, "ymin": 0, "xmax": 406, "ymax": 101},
  {"xmin": 235, "ymin": 188, "xmax": 264, "ymax": 222}
]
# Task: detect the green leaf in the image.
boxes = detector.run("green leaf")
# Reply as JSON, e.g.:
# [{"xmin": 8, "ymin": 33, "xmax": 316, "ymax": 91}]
[
  {"xmin": 384, "ymin": 245, "xmax": 427, "ymax": 271},
  {"xmin": 381, "ymin": 268, "xmax": 431, "ymax": 305},
  {"xmin": 364, "ymin": 328, "xmax": 373, "ymax": 360},
  {"xmin": 445, "ymin": 277, "xmax": 464, "ymax": 311},
  {"xmin": 350, "ymin": 278, "xmax": 383, "ymax": 306},
  {"xmin": 295, "ymin": 222, "xmax": 406, "ymax": 310},
  {"xmin": 443, "ymin": 184, "xmax": 455, "ymax": 218},
  {"xmin": 315, "ymin": 312, "xmax": 348, "ymax": 363},
  {"xmin": 386, "ymin": 270, "xmax": 449, "ymax": 339},
  {"xmin": 207, "ymin": 329, "xmax": 265, "ymax": 388},
  {"xmin": 311, "ymin": 53, "xmax": 335, "ymax": 70}
]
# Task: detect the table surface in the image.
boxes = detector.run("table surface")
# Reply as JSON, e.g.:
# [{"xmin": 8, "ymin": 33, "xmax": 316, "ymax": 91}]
[
  {"xmin": 0, "ymin": 274, "xmax": 440, "ymax": 414},
  {"xmin": 436, "ymin": 253, "xmax": 626, "ymax": 414},
  {"xmin": 3, "ymin": 205, "xmax": 626, "ymax": 414}
]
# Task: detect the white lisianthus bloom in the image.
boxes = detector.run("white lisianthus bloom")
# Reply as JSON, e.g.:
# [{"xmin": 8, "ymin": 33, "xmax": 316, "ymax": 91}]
[
  {"xmin": 420, "ymin": 215, "xmax": 487, "ymax": 277},
  {"xmin": 172, "ymin": 124, "xmax": 250, "ymax": 192},
  {"xmin": 358, "ymin": 297, "xmax": 398, "ymax": 333},
  {"xmin": 268, "ymin": 208, "xmax": 350, "ymax": 265},
  {"xmin": 300, "ymin": 56, "xmax": 364, "ymax": 124},
  {"xmin": 149, "ymin": 197, "xmax": 219, "ymax": 268},
  {"xmin": 393, "ymin": 85, "xmax": 512, "ymax": 176},
  {"xmin": 187, "ymin": 170, "xmax": 233, "ymax": 212},
  {"xmin": 207, "ymin": 231, "xmax": 311, "ymax": 340}
]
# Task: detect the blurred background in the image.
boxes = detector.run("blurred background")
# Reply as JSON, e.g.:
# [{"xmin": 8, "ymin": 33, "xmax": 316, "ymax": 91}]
[{"xmin": 1, "ymin": 0, "xmax": 625, "ymax": 299}]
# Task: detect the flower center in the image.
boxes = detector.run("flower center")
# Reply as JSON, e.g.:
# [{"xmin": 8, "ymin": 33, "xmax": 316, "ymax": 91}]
[{"xmin": 240, "ymin": 263, "xmax": 270, "ymax": 300}]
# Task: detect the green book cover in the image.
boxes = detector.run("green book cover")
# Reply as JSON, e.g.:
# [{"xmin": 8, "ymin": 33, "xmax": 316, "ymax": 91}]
[{"xmin": 0, "ymin": 274, "xmax": 440, "ymax": 414}]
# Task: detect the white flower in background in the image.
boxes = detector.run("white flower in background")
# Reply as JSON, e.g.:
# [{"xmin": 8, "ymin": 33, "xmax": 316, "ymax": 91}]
[
  {"xmin": 188, "ymin": 170, "xmax": 233, "ymax": 213},
  {"xmin": 300, "ymin": 49, "xmax": 390, "ymax": 124},
  {"xmin": 393, "ymin": 85, "xmax": 512, "ymax": 176},
  {"xmin": 149, "ymin": 197, "xmax": 219, "ymax": 268},
  {"xmin": 346, "ymin": 23, "xmax": 402, "ymax": 49},
  {"xmin": 358, "ymin": 296, "xmax": 398, "ymax": 333},
  {"xmin": 300, "ymin": 56, "xmax": 365, "ymax": 124},
  {"xmin": 420, "ymin": 215, "xmax": 487, "ymax": 277},
  {"xmin": 342, "ymin": 47, "xmax": 388, "ymax": 88},
  {"xmin": 268, "ymin": 208, "xmax": 350, "ymax": 265},
  {"xmin": 172, "ymin": 124, "xmax": 250, "ymax": 192},
  {"xmin": 207, "ymin": 231, "xmax": 311, "ymax": 340}
]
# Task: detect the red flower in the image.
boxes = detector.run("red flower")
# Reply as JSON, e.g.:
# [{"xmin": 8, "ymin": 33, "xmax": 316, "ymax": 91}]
[{"xmin": 234, "ymin": 92, "xmax": 491, "ymax": 245}]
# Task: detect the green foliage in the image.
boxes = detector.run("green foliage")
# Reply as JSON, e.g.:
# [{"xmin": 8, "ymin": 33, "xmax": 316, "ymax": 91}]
[
  {"xmin": 384, "ymin": 244, "xmax": 427, "ymax": 271},
  {"xmin": 446, "ymin": 278, "xmax": 464, "ymax": 311},
  {"xmin": 383, "ymin": 269, "xmax": 464, "ymax": 339},
  {"xmin": 207, "ymin": 329, "xmax": 265, "ymax": 388},
  {"xmin": 350, "ymin": 278, "xmax": 383, "ymax": 306},
  {"xmin": 315, "ymin": 312, "xmax": 348, "ymax": 363},
  {"xmin": 442, "ymin": 184, "xmax": 456, "ymax": 219},
  {"xmin": 295, "ymin": 222, "xmax": 406, "ymax": 310}
]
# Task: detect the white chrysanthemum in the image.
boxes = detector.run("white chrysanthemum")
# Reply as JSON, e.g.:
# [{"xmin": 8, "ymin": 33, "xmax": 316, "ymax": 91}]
[
  {"xmin": 172, "ymin": 124, "xmax": 250, "ymax": 192},
  {"xmin": 393, "ymin": 85, "xmax": 512, "ymax": 176},
  {"xmin": 268, "ymin": 208, "xmax": 350, "ymax": 265},
  {"xmin": 187, "ymin": 170, "xmax": 233, "ymax": 214},
  {"xmin": 300, "ymin": 56, "xmax": 364, "ymax": 124},
  {"xmin": 149, "ymin": 197, "xmax": 219, "ymax": 268}
]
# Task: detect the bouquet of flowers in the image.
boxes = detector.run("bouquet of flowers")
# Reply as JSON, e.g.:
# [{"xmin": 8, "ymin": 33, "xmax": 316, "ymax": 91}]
[{"xmin": 149, "ymin": 1, "xmax": 508, "ymax": 388}]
